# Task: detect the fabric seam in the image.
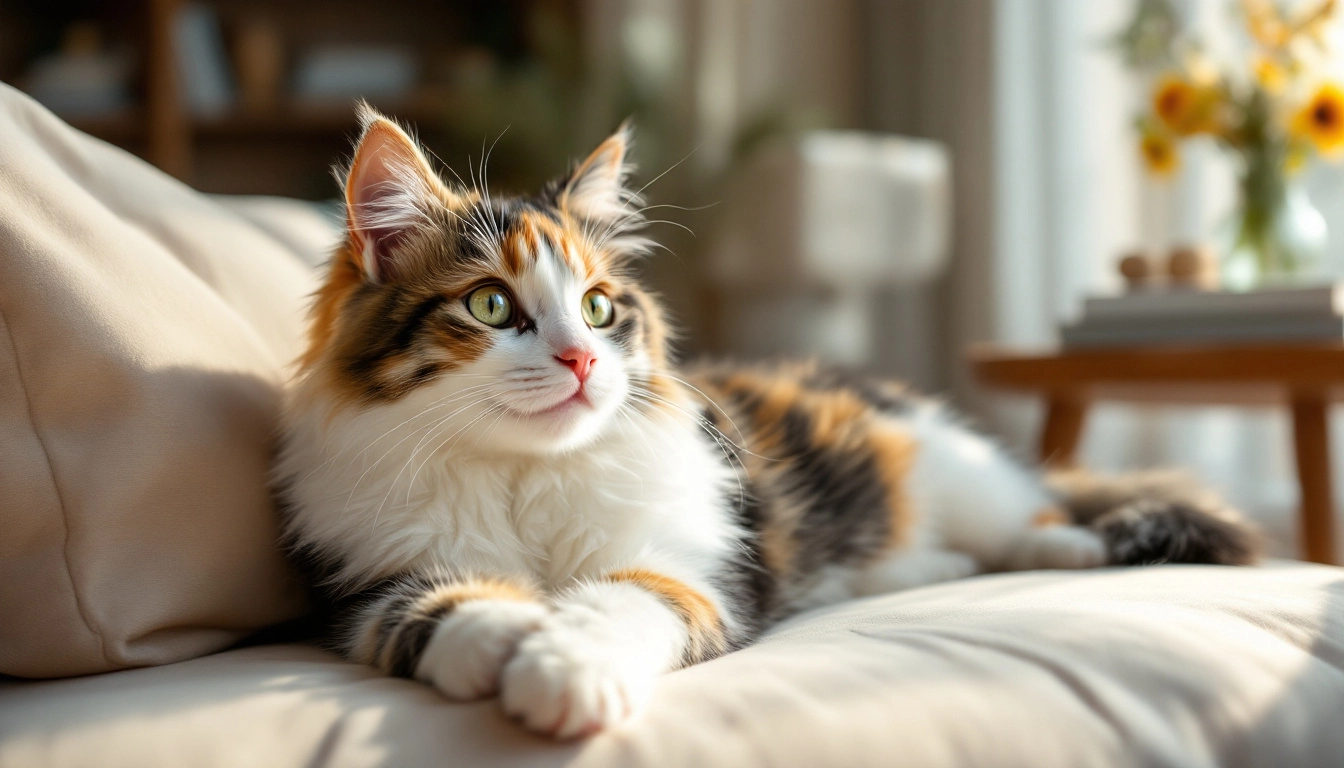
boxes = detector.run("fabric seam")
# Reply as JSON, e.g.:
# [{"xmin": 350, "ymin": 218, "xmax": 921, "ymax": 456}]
[{"xmin": 0, "ymin": 305, "xmax": 112, "ymax": 666}]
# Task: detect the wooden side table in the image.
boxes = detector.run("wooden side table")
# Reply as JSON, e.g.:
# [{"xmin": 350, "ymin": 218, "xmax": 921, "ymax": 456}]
[{"xmin": 970, "ymin": 343, "xmax": 1344, "ymax": 565}]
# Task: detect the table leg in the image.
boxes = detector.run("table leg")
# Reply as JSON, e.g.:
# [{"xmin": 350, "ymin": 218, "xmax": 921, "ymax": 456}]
[
  {"xmin": 1040, "ymin": 394, "xmax": 1088, "ymax": 468},
  {"xmin": 1290, "ymin": 393, "xmax": 1336, "ymax": 565}
]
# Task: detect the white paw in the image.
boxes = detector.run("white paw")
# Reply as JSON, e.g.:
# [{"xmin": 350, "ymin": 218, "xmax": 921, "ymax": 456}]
[
  {"xmin": 1007, "ymin": 526, "xmax": 1107, "ymax": 571},
  {"xmin": 500, "ymin": 609, "xmax": 659, "ymax": 739},
  {"xmin": 414, "ymin": 599, "xmax": 548, "ymax": 701}
]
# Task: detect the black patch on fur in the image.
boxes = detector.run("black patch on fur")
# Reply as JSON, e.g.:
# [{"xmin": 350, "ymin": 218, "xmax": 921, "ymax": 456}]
[
  {"xmin": 446, "ymin": 225, "xmax": 493, "ymax": 266},
  {"xmin": 483, "ymin": 197, "xmax": 563, "ymax": 239},
  {"xmin": 337, "ymin": 286, "xmax": 458, "ymax": 400},
  {"xmin": 273, "ymin": 481, "xmax": 347, "ymax": 621},
  {"xmin": 719, "ymin": 486, "xmax": 775, "ymax": 646},
  {"xmin": 609, "ymin": 317, "xmax": 639, "ymax": 352},
  {"xmin": 697, "ymin": 405, "xmax": 775, "ymax": 646},
  {"xmin": 409, "ymin": 364, "xmax": 440, "ymax": 386},
  {"xmin": 804, "ymin": 369, "xmax": 918, "ymax": 416},
  {"xmin": 1093, "ymin": 499, "xmax": 1259, "ymax": 566},
  {"xmin": 275, "ymin": 485, "xmax": 446, "ymax": 667},
  {"xmin": 341, "ymin": 573, "xmax": 436, "ymax": 671},
  {"xmin": 775, "ymin": 408, "xmax": 891, "ymax": 575},
  {"xmin": 432, "ymin": 312, "xmax": 485, "ymax": 340},
  {"xmin": 1050, "ymin": 470, "xmax": 1260, "ymax": 566},
  {"xmin": 392, "ymin": 295, "xmax": 448, "ymax": 348},
  {"xmin": 477, "ymin": 199, "xmax": 515, "ymax": 238},
  {"xmin": 373, "ymin": 592, "xmax": 417, "ymax": 654},
  {"xmin": 334, "ymin": 282, "xmax": 496, "ymax": 402},
  {"xmin": 388, "ymin": 602, "xmax": 454, "ymax": 678}
]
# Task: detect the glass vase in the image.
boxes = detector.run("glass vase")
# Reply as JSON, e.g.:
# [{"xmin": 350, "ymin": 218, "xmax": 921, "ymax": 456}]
[{"xmin": 1221, "ymin": 147, "xmax": 1328, "ymax": 291}]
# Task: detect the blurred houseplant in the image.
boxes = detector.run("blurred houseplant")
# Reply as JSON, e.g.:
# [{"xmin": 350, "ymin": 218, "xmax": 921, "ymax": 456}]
[
  {"xmin": 1118, "ymin": 0, "xmax": 1342, "ymax": 288},
  {"xmin": 437, "ymin": 2, "xmax": 682, "ymax": 195}
]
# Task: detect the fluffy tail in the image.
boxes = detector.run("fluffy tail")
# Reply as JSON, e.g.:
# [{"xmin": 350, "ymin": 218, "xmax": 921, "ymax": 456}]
[{"xmin": 1047, "ymin": 470, "xmax": 1261, "ymax": 566}]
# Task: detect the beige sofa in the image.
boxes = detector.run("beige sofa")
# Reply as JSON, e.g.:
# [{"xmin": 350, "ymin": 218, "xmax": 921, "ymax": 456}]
[
  {"xmin": 2, "ymin": 84, "xmax": 1343, "ymax": 768},
  {"xmin": 5, "ymin": 566, "xmax": 1344, "ymax": 767}
]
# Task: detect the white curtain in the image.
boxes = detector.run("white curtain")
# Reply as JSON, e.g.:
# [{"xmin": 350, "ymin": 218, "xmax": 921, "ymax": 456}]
[{"xmin": 989, "ymin": 0, "xmax": 1344, "ymax": 555}]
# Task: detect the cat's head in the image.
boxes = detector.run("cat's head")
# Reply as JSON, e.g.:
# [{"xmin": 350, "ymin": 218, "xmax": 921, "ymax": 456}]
[{"xmin": 299, "ymin": 105, "xmax": 671, "ymax": 454}]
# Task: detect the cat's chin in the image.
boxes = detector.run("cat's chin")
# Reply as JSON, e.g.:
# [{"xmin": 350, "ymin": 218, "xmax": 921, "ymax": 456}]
[{"xmin": 483, "ymin": 397, "xmax": 618, "ymax": 455}]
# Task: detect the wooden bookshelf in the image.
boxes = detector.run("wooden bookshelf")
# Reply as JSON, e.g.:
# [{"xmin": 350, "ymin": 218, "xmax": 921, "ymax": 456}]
[{"xmin": 3, "ymin": 0, "xmax": 559, "ymax": 198}]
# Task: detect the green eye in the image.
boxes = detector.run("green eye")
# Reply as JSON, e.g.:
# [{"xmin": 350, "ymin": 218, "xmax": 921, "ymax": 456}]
[
  {"xmin": 581, "ymin": 290, "xmax": 614, "ymax": 328},
  {"xmin": 467, "ymin": 286, "xmax": 514, "ymax": 327}
]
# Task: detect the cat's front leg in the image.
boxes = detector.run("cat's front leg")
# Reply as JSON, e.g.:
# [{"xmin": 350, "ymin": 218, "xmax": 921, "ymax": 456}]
[
  {"xmin": 500, "ymin": 568, "xmax": 727, "ymax": 739},
  {"xmin": 346, "ymin": 573, "xmax": 548, "ymax": 701}
]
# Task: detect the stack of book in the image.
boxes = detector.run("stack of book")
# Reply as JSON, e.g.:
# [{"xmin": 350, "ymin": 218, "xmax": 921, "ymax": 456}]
[{"xmin": 1061, "ymin": 284, "xmax": 1344, "ymax": 348}]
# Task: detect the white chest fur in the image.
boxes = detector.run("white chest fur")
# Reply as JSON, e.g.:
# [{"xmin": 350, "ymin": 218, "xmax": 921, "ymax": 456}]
[{"xmin": 278, "ymin": 394, "xmax": 741, "ymax": 591}]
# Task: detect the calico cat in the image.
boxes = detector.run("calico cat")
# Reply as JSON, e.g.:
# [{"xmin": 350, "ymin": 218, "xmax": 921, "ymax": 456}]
[{"xmin": 276, "ymin": 106, "xmax": 1257, "ymax": 739}]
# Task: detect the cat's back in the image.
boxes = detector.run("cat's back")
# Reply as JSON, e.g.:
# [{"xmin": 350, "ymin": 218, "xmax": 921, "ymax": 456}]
[
  {"xmin": 682, "ymin": 360, "xmax": 1047, "ymax": 614},
  {"xmin": 686, "ymin": 361, "xmax": 923, "ymax": 437},
  {"xmin": 679, "ymin": 363, "xmax": 919, "ymax": 604}
]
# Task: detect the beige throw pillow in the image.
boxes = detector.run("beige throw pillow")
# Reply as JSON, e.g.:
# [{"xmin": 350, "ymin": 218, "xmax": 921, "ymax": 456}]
[{"xmin": 0, "ymin": 84, "xmax": 317, "ymax": 677}]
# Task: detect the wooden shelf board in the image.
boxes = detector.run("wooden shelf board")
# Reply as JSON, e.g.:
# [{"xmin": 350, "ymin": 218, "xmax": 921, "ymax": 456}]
[
  {"xmin": 68, "ymin": 97, "xmax": 445, "ymax": 143},
  {"xmin": 67, "ymin": 112, "xmax": 144, "ymax": 142}
]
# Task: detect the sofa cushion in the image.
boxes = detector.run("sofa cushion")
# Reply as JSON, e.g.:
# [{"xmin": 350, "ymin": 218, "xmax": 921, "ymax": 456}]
[
  {"xmin": 0, "ymin": 84, "xmax": 318, "ymax": 677},
  {"xmin": 2, "ymin": 564, "xmax": 1341, "ymax": 767}
]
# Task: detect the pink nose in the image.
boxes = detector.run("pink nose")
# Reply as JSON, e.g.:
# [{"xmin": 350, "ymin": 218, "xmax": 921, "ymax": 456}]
[{"xmin": 555, "ymin": 347, "xmax": 597, "ymax": 383}]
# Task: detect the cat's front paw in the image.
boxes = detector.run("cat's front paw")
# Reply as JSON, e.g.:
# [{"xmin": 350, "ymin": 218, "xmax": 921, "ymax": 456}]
[
  {"xmin": 414, "ymin": 599, "xmax": 548, "ymax": 701},
  {"xmin": 499, "ymin": 617, "xmax": 658, "ymax": 739}
]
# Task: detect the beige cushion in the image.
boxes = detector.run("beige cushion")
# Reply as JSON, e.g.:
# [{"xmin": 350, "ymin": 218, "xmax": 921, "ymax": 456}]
[
  {"xmin": 2, "ymin": 564, "xmax": 1342, "ymax": 767},
  {"xmin": 0, "ymin": 83, "xmax": 316, "ymax": 677}
]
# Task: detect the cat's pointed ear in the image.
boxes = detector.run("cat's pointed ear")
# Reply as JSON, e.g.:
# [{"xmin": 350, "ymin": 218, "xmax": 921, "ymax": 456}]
[
  {"xmin": 560, "ymin": 120, "xmax": 636, "ymax": 223},
  {"xmin": 342, "ymin": 104, "xmax": 448, "ymax": 282}
]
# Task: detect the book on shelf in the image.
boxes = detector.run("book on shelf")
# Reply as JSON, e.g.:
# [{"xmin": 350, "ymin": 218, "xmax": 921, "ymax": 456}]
[
  {"xmin": 1081, "ymin": 283, "xmax": 1344, "ymax": 321},
  {"xmin": 1062, "ymin": 283, "xmax": 1344, "ymax": 348},
  {"xmin": 173, "ymin": 3, "xmax": 234, "ymax": 117},
  {"xmin": 1061, "ymin": 313, "xmax": 1344, "ymax": 348}
]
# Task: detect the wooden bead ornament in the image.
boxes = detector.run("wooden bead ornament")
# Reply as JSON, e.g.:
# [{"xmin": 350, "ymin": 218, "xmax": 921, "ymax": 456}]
[
  {"xmin": 1167, "ymin": 244, "xmax": 1219, "ymax": 290},
  {"xmin": 1118, "ymin": 251, "xmax": 1157, "ymax": 291}
]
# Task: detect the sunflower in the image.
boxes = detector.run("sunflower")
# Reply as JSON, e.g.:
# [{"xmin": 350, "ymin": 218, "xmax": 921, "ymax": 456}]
[
  {"xmin": 1292, "ymin": 82, "xmax": 1344, "ymax": 156},
  {"xmin": 1139, "ymin": 130, "xmax": 1180, "ymax": 176},
  {"xmin": 1153, "ymin": 76, "xmax": 1195, "ymax": 129},
  {"xmin": 1152, "ymin": 75, "xmax": 1221, "ymax": 135}
]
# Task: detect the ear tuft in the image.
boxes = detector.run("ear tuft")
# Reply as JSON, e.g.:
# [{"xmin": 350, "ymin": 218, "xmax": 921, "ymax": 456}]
[
  {"xmin": 341, "ymin": 103, "xmax": 447, "ymax": 282},
  {"xmin": 561, "ymin": 120, "xmax": 638, "ymax": 224}
]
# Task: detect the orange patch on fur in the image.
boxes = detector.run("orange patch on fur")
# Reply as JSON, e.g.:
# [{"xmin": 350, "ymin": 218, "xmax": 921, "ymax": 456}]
[
  {"xmin": 502, "ymin": 230, "xmax": 529, "ymax": 275},
  {"xmin": 628, "ymin": 289, "xmax": 669, "ymax": 366},
  {"xmin": 300, "ymin": 244, "xmax": 364, "ymax": 372},
  {"xmin": 646, "ymin": 372, "xmax": 680, "ymax": 404},
  {"xmin": 607, "ymin": 568, "xmax": 725, "ymax": 664},
  {"xmin": 868, "ymin": 426, "xmax": 919, "ymax": 549},
  {"xmin": 726, "ymin": 374, "xmax": 802, "ymax": 455},
  {"xmin": 414, "ymin": 576, "xmax": 537, "ymax": 613},
  {"xmin": 365, "ymin": 576, "xmax": 540, "ymax": 670},
  {"xmin": 1031, "ymin": 507, "xmax": 1071, "ymax": 528},
  {"xmin": 509, "ymin": 201, "xmax": 614, "ymax": 279},
  {"xmin": 513, "ymin": 212, "xmax": 583, "ymax": 278},
  {"xmin": 804, "ymin": 390, "xmax": 870, "ymax": 450},
  {"xmin": 753, "ymin": 490, "xmax": 804, "ymax": 582},
  {"xmin": 629, "ymin": 371, "xmax": 687, "ymax": 421}
]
